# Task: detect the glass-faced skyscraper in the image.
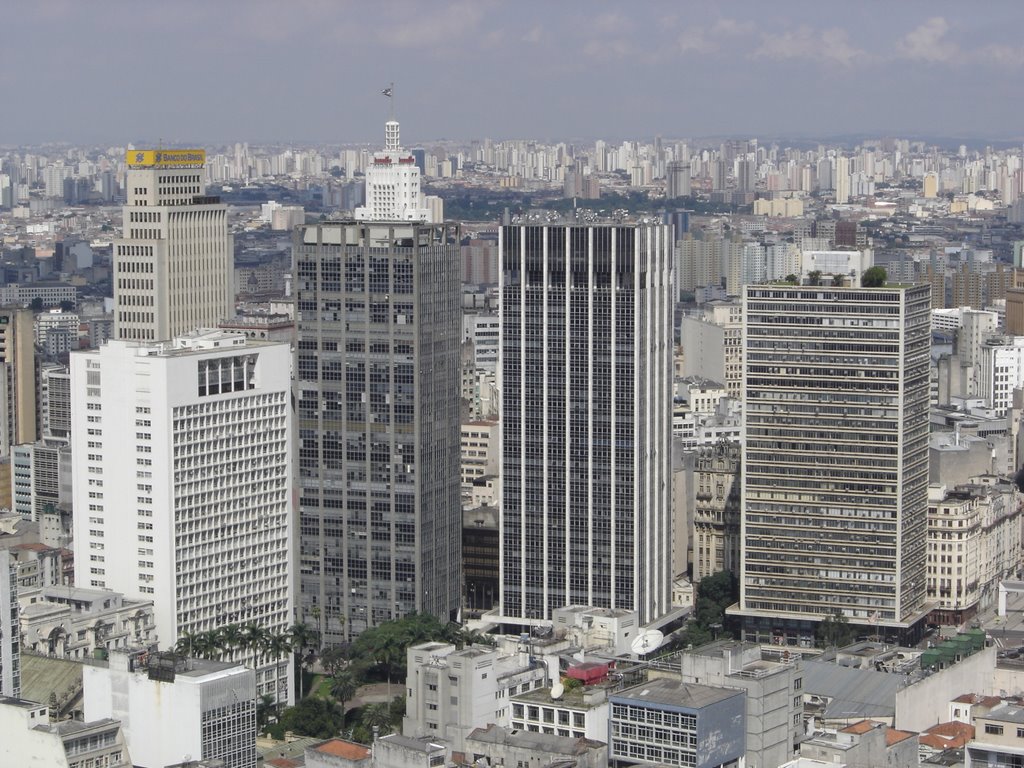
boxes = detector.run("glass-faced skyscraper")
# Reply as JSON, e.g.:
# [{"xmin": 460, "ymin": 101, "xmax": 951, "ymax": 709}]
[
  {"xmin": 499, "ymin": 223, "xmax": 674, "ymax": 625},
  {"xmin": 294, "ymin": 221, "xmax": 462, "ymax": 643},
  {"xmin": 733, "ymin": 283, "xmax": 931, "ymax": 644}
]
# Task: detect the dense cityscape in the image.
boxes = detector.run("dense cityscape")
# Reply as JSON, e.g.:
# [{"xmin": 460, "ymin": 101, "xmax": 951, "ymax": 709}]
[{"xmin": 4, "ymin": 3, "xmax": 1024, "ymax": 768}]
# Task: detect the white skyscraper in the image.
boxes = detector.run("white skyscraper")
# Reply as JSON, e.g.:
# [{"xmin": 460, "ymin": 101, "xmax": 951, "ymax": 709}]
[
  {"xmin": 114, "ymin": 149, "xmax": 234, "ymax": 342},
  {"xmin": 71, "ymin": 331, "xmax": 293, "ymax": 703},
  {"xmin": 354, "ymin": 121, "xmax": 432, "ymax": 222},
  {"xmin": 499, "ymin": 223, "xmax": 674, "ymax": 625}
]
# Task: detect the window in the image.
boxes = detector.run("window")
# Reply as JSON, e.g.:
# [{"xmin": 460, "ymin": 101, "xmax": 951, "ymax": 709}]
[{"xmin": 986, "ymin": 724, "xmax": 1004, "ymax": 735}]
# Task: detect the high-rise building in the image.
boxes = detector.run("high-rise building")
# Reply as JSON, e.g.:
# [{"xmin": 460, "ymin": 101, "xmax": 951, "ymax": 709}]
[
  {"xmin": 0, "ymin": 307, "xmax": 37, "ymax": 504},
  {"xmin": 0, "ymin": 550, "xmax": 19, "ymax": 697},
  {"xmin": 114, "ymin": 149, "xmax": 233, "ymax": 342},
  {"xmin": 70, "ymin": 331, "xmax": 293, "ymax": 702},
  {"xmin": 666, "ymin": 160, "xmax": 691, "ymax": 199},
  {"xmin": 354, "ymin": 121, "xmax": 432, "ymax": 222},
  {"xmin": 294, "ymin": 221, "xmax": 462, "ymax": 642},
  {"xmin": 731, "ymin": 284, "xmax": 931, "ymax": 644},
  {"xmin": 499, "ymin": 223, "xmax": 674, "ymax": 624}
]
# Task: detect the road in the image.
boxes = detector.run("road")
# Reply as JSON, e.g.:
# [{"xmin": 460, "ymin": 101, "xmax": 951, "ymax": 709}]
[{"xmin": 975, "ymin": 589, "xmax": 1024, "ymax": 650}]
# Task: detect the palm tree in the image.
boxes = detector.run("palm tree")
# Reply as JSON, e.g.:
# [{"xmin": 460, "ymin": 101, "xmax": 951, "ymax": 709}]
[
  {"xmin": 218, "ymin": 624, "xmax": 244, "ymax": 657},
  {"xmin": 288, "ymin": 622, "xmax": 319, "ymax": 700},
  {"xmin": 361, "ymin": 701, "xmax": 393, "ymax": 736},
  {"xmin": 241, "ymin": 624, "xmax": 271, "ymax": 671},
  {"xmin": 330, "ymin": 669, "xmax": 359, "ymax": 725}
]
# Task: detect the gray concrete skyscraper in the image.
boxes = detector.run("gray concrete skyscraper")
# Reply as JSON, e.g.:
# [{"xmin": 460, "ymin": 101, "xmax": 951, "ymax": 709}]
[
  {"xmin": 499, "ymin": 223, "xmax": 674, "ymax": 625},
  {"xmin": 294, "ymin": 221, "xmax": 462, "ymax": 643},
  {"xmin": 731, "ymin": 283, "xmax": 932, "ymax": 644}
]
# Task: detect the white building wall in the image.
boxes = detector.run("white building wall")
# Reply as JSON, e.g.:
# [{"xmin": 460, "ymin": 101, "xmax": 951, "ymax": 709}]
[{"xmin": 71, "ymin": 334, "xmax": 293, "ymax": 702}]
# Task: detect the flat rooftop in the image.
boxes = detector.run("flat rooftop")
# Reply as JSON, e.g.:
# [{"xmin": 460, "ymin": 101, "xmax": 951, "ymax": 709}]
[{"xmin": 611, "ymin": 678, "xmax": 742, "ymax": 710}]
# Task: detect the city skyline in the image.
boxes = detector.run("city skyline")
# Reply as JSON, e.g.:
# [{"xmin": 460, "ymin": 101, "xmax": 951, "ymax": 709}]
[{"xmin": 4, "ymin": 2, "xmax": 1024, "ymax": 145}]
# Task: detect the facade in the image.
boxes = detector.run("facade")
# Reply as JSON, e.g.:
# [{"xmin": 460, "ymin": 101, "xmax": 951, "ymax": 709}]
[
  {"xmin": 294, "ymin": 221, "xmax": 462, "ymax": 642},
  {"xmin": 83, "ymin": 649, "xmax": 256, "ymax": 768},
  {"xmin": 70, "ymin": 332, "xmax": 293, "ymax": 702},
  {"xmin": 460, "ymin": 420, "xmax": 499, "ymax": 493},
  {"xmin": 354, "ymin": 121, "xmax": 432, "ymax": 222},
  {"xmin": 609, "ymin": 678, "xmax": 746, "ymax": 768},
  {"xmin": 19, "ymin": 585, "xmax": 156, "ymax": 661},
  {"xmin": 0, "ymin": 307, "xmax": 37, "ymax": 502},
  {"xmin": 679, "ymin": 300, "xmax": 744, "ymax": 399},
  {"xmin": 511, "ymin": 680, "xmax": 613, "ymax": 742},
  {"xmin": 692, "ymin": 440, "xmax": 742, "ymax": 583},
  {"xmin": 114, "ymin": 149, "xmax": 233, "ymax": 341},
  {"xmin": 734, "ymin": 284, "xmax": 932, "ymax": 643},
  {"xmin": 465, "ymin": 724, "xmax": 607, "ymax": 768},
  {"xmin": 977, "ymin": 336, "xmax": 1024, "ymax": 417},
  {"xmin": 0, "ymin": 697, "xmax": 131, "ymax": 768},
  {"xmin": 800, "ymin": 720, "xmax": 918, "ymax": 768},
  {"xmin": 500, "ymin": 223, "xmax": 674, "ymax": 624},
  {"xmin": 1, "ymin": 550, "xmax": 19, "ymax": 697},
  {"xmin": 965, "ymin": 702, "xmax": 1024, "ymax": 768},
  {"xmin": 40, "ymin": 363, "xmax": 72, "ymax": 438},
  {"xmin": 463, "ymin": 505, "xmax": 499, "ymax": 614},
  {"xmin": 679, "ymin": 641, "xmax": 802, "ymax": 768},
  {"xmin": 11, "ymin": 438, "xmax": 71, "ymax": 521},
  {"xmin": 402, "ymin": 640, "xmax": 545, "ymax": 753}
]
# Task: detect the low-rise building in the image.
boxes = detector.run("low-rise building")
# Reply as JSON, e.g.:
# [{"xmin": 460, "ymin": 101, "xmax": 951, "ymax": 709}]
[
  {"xmin": 0, "ymin": 696, "xmax": 132, "ymax": 768},
  {"xmin": 966, "ymin": 702, "xmax": 1024, "ymax": 768},
  {"xmin": 510, "ymin": 673, "xmax": 614, "ymax": 743},
  {"xmin": 19, "ymin": 585, "xmax": 156, "ymax": 660},
  {"xmin": 679, "ymin": 641, "xmax": 802, "ymax": 768},
  {"xmin": 461, "ymin": 723, "xmax": 606, "ymax": 767},
  {"xmin": 402, "ymin": 641, "xmax": 545, "ymax": 753},
  {"xmin": 799, "ymin": 720, "xmax": 918, "ymax": 768},
  {"xmin": 609, "ymin": 677, "xmax": 746, "ymax": 768},
  {"xmin": 83, "ymin": 649, "xmax": 256, "ymax": 768},
  {"xmin": 305, "ymin": 737, "xmax": 371, "ymax": 768}
]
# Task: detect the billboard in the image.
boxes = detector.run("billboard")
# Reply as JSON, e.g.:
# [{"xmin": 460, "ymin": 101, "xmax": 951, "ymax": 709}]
[{"xmin": 125, "ymin": 149, "xmax": 206, "ymax": 168}]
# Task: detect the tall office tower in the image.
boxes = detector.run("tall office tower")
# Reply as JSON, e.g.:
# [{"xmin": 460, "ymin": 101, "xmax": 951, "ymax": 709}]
[
  {"xmin": 732, "ymin": 283, "xmax": 931, "ymax": 644},
  {"xmin": 0, "ymin": 550, "xmax": 18, "ymax": 697},
  {"xmin": 834, "ymin": 155, "xmax": 851, "ymax": 204},
  {"xmin": 70, "ymin": 331, "xmax": 293, "ymax": 703},
  {"xmin": 665, "ymin": 160, "xmax": 692, "ymax": 199},
  {"xmin": 736, "ymin": 158, "xmax": 755, "ymax": 192},
  {"xmin": 114, "ymin": 149, "xmax": 233, "ymax": 342},
  {"xmin": 294, "ymin": 221, "xmax": 462, "ymax": 643},
  {"xmin": 499, "ymin": 223, "xmax": 674, "ymax": 625},
  {"xmin": 0, "ymin": 308, "xmax": 37, "ymax": 504},
  {"xmin": 692, "ymin": 439, "xmax": 741, "ymax": 583},
  {"xmin": 354, "ymin": 121, "xmax": 432, "ymax": 222}
]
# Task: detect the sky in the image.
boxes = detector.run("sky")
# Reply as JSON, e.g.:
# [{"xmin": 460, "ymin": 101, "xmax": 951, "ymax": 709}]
[{"xmin": 3, "ymin": 0, "xmax": 1024, "ymax": 146}]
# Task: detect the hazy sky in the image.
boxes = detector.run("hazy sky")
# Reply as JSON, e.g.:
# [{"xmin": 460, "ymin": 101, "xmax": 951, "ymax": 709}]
[{"xmin": 4, "ymin": 0, "xmax": 1023, "ymax": 146}]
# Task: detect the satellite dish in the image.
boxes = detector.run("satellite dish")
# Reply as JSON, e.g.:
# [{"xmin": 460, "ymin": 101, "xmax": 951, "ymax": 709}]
[
  {"xmin": 631, "ymin": 629, "xmax": 665, "ymax": 656},
  {"xmin": 550, "ymin": 682, "xmax": 564, "ymax": 700}
]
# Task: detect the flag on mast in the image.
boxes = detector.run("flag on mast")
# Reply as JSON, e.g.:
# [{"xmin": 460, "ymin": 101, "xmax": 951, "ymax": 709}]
[{"xmin": 382, "ymin": 87, "xmax": 393, "ymax": 97}]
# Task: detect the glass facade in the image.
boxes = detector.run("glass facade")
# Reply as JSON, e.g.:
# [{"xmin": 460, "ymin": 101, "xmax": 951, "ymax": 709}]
[
  {"xmin": 294, "ymin": 222, "xmax": 462, "ymax": 643},
  {"xmin": 500, "ymin": 224, "xmax": 673, "ymax": 624}
]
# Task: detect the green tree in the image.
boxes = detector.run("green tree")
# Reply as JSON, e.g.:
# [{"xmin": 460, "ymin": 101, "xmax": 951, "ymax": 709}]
[
  {"xmin": 272, "ymin": 697, "xmax": 343, "ymax": 740},
  {"xmin": 784, "ymin": 274, "xmax": 799, "ymax": 285},
  {"xmin": 816, "ymin": 611, "xmax": 854, "ymax": 648},
  {"xmin": 29, "ymin": 297, "xmax": 44, "ymax": 312},
  {"xmin": 218, "ymin": 624, "xmax": 244, "ymax": 656},
  {"xmin": 241, "ymin": 624, "xmax": 271, "ymax": 670},
  {"xmin": 807, "ymin": 270, "xmax": 822, "ymax": 286},
  {"xmin": 862, "ymin": 266, "xmax": 887, "ymax": 287},
  {"xmin": 330, "ymin": 669, "xmax": 360, "ymax": 722},
  {"xmin": 289, "ymin": 622, "xmax": 320, "ymax": 700},
  {"xmin": 256, "ymin": 693, "xmax": 276, "ymax": 732},
  {"xmin": 362, "ymin": 702, "xmax": 393, "ymax": 735}
]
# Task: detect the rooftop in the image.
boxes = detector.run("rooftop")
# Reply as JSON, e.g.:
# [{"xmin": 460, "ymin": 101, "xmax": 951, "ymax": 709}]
[
  {"xmin": 312, "ymin": 738, "xmax": 370, "ymax": 759},
  {"xmin": 982, "ymin": 703, "xmax": 1024, "ymax": 725},
  {"xmin": 467, "ymin": 724, "xmax": 604, "ymax": 754},
  {"xmin": 611, "ymin": 678, "xmax": 742, "ymax": 710}
]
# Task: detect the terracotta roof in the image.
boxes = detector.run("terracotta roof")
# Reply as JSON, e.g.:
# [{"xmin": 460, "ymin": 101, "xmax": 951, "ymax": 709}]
[
  {"xmin": 840, "ymin": 720, "xmax": 876, "ymax": 735},
  {"xmin": 952, "ymin": 693, "xmax": 1002, "ymax": 707},
  {"xmin": 266, "ymin": 759, "xmax": 301, "ymax": 768},
  {"xmin": 920, "ymin": 720, "xmax": 975, "ymax": 750},
  {"xmin": 886, "ymin": 728, "xmax": 915, "ymax": 746},
  {"xmin": 314, "ymin": 739, "xmax": 371, "ymax": 759}
]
